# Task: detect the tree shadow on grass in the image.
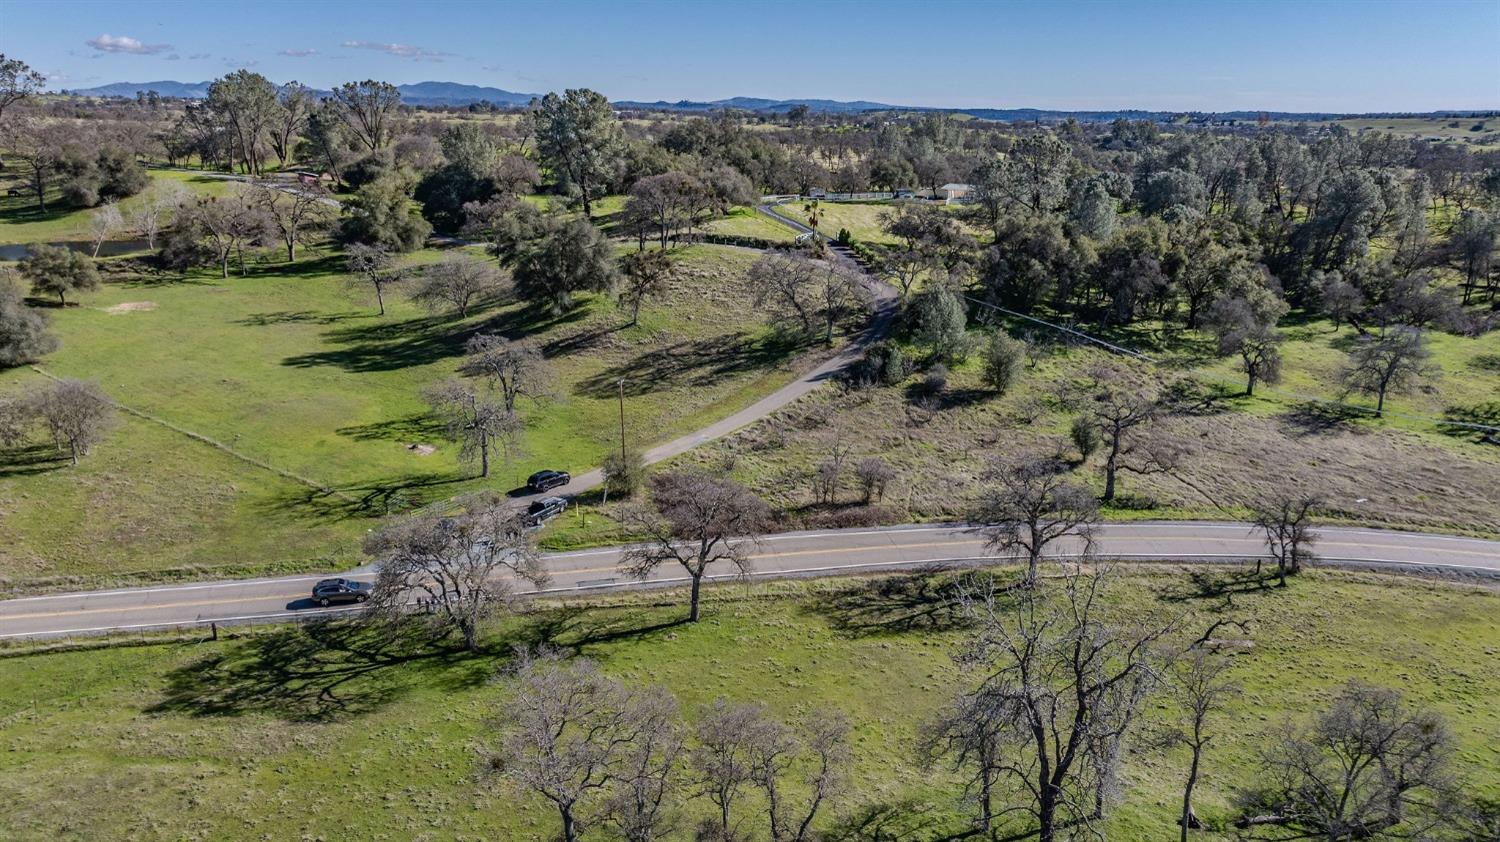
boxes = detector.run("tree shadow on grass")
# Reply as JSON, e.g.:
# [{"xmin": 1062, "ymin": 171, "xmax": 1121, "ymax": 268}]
[
  {"xmin": 803, "ymin": 569, "xmax": 986, "ymax": 638},
  {"xmin": 335, "ymin": 413, "xmax": 446, "ymax": 443},
  {"xmin": 281, "ymin": 311, "xmax": 477, "ymax": 373},
  {"xmin": 1154, "ymin": 566, "xmax": 1277, "ymax": 607},
  {"xmin": 1278, "ymin": 401, "xmax": 1371, "ymax": 438},
  {"xmin": 0, "ymin": 444, "xmax": 69, "ymax": 478},
  {"xmin": 822, "ymin": 798, "xmax": 978, "ymax": 842},
  {"xmin": 235, "ymin": 309, "xmax": 368, "ymax": 327},
  {"xmin": 263, "ymin": 472, "xmax": 470, "ymax": 522},
  {"xmin": 146, "ymin": 618, "xmax": 491, "ymax": 723},
  {"xmin": 574, "ymin": 332, "xmax": 804, "ymax": 399},
  {"xmin": 518, "ymin": 604, "xmax": 691, "ymax": 659}
]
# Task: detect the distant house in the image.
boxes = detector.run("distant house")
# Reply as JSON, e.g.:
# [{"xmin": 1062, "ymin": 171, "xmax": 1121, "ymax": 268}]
[{"xmin": 940, "ymin": 183, "xmax": 976, "ymax": 205}]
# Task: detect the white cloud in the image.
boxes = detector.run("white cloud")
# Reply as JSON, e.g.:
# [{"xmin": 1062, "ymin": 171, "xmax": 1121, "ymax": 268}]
[
  {"xmin": 279, "ymin": 48, "xmax": 318, "ymax": 58},
  {"xmin": 86, "ymin": 34, "xmax": 173, "ymax": 55},
  {"xmin": 342, "ymin": 40, "xmax": 451, "ymax": 61}
]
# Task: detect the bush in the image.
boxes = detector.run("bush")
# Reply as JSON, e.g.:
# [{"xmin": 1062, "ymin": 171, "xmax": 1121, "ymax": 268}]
[
  {"xmin": 855, "ymin": 457, "xmax": 896, "ymax": 503},
  {"xmin": 922, "ymin": 364, "xmax": 949, "ymax": 395},
  {"xmin": 61, "ymin": 181, "xmax": 99, "ymax": 208},
  {"xmin": 836, "ymin": 227, "xmax": 853, "ymax": 245},
  {"xmin": 846, "ymin": 340, "xmax": 910, "ymax": 389},
  {"xmin": 1070, "ymin": 414, "xmax": 1100, "ymax": 460},
  {"xmin": 602, "ymin": 449, "xmax": 647, "ymax": 499},
  {"xmin": 980, "ymin": 332, "xmax": 1026, "ymax": 394}
]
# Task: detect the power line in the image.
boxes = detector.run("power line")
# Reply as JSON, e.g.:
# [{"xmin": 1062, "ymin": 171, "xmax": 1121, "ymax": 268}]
[{"xmin": 958, "ymin": 294, "xmax": 1500, "ymax": 435}]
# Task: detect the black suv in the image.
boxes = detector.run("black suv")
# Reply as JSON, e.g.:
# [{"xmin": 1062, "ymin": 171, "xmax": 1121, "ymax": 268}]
[
  {"xmin": 526, "ymin": 496, "xmax": 568, "ymax": 526},
  {"xmin": 311, "ymin": 578, "xmax": 372, "ymax": 607},
  {"xmin": 527, "ymin": 470, "xmax": 571, "ymax": 492}
]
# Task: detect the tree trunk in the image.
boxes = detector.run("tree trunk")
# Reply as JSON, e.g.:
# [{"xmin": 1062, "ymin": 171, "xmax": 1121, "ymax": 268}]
[
  {"xmin": 479, "ymin": 440, "xmax": 490, "ymax": 478},
  {"xmin": 1038, "ymin": 784, "xmax": 1058, "ymax": 842},
  {"xmin": 462, "ymin": 620, "xmax": 480, "ymax": 653},
  {"xmin": 1375, "ymin": 386, "xmax": 1386, "ymax": 417},
  {"xmin": 560, "ymin": 806, "xmax": 578, "ymax": 842},
  {"xmin": 1180, "ymin": 748, "xmax": 1202, "ymax": 842},
  {"xmin": 689, "ymin": 574, "xmax": 703, "ymax": 623},
  {"xmin": 287, "ymin": 239, "xmax": 296, "ymax": 262},
  {"xmin": 375, "ymin": 283, "xmax": 386, "ymax": 316}
]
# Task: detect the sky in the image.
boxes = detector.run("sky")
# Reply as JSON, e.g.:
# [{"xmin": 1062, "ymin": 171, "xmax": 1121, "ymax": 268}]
[{"xmin": 2, "ymin": 0, "xmax": 1497, "ymax": 112}]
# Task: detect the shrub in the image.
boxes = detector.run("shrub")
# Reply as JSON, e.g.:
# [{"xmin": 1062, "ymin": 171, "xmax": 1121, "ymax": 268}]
[
  {"xmin": 602, "ymin": 449, "xmax": 647, "ymax": 499},
  {"xmin": 980, "ymin": 332, "xmax": 1026, "ymax": 394},
  {"xmin": 1070, "ymin": 414, "xmax": 1100, "ymax": 460}
]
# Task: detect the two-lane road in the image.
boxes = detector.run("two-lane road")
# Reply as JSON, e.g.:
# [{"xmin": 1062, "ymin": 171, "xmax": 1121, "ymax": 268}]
[{"xmin": 2, "ymin": 522, "xmax": 1495, "ymax": 640}]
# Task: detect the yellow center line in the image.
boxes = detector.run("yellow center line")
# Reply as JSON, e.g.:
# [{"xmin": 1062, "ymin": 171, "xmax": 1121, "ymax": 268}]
[{"xmin": 4, "ymin": 536, "xmax": 1490, "ymax": 623}]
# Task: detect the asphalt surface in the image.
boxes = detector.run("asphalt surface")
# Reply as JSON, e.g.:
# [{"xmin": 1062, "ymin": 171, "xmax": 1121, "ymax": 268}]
[{"xmin": 2, "ymin": 522, "xmax": 1495, "ymax": 640}]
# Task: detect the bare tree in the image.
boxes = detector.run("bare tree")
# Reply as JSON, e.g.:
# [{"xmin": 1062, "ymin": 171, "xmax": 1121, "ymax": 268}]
[
  {"xmin": 750, "ymin": 712, "xmax": 851, "ymax": 842},
  {"xmin": 692, "ymin": 698, "xmax": 775, "ymax": 840},
  {"xmin": 922, "ymin": 684, "xmax": 1020, "ymax": 836},
  {"xmin": 131, "ymin": 181, "xmax": 189, "ymax": 250},
  {"xmin": 1161, "ymin": 648, "xmax": 1240, "ymax": 841},
  {"xmin": 1340, "ymin": 326, "xmax": 1438, "ymax": 417},
  {"xmin": 747, "ymin": 252, "xmax": 866, "ymax": 345},
  {"xmin": 411, "ymin": 253, "xmax": 507, "ymax": 318},
  {"xmin": 363, "ymin": 500, "xmax": 545, "ymax": 651},
  {"xmin": 460, "ymin": 333, "xmax": 552, "ymax": 414},
  {"xmin": 1249, "ymin": 493, "xmax": 1319, "ymax": 586},
  {"xmin": 0, "ymin": 54, "xmax": 46, "ymax": 125},
  {"xmin": 954, "ymin": 566, "xmax": 1175, "ymax": 842},
  {"xmin": 855, "ymin": 456, "xmax": 896, "ymax": 504},
  {"xmin": 970, "ymin": 456, "xmax": 1099, "ymax": 584},
  {"xmin": 620, "ymin": 472, "xmax": 771, "ymax": 622},
  {"xmin": 487, "ymin": 655, "xmax": 676, "ymax": 842},
  {"xmin": 256, "ymin": 179, "xmax": 332, "ymax": 262},
  {"xmin": 1236, "ymin": 681, "xmax": 1457, "ymax": 840},
  {"xmin": 33, "ymin": 379, "xmax": 116, "ymax": 465},
  {"xmin": 327, "ymin": 80, "xmax": 402, "ymax": 151},
  {"xmin": 183, "ymin": 189, "xmax": 270, "ymax": 277},
  {"xmin": 1079, "ymin": 372, "xmax": 1175, "ymax": 503},
  {"xmin": 605, "ymin": 687, "xmax": 685, "ymax": 842},
  {"xmin": 344, "ymin": 243, "xmax": 403, "ymax": 316},
  {"xmin": 619, "ymin": 248, "xmax": 673, "ymax": 326},
  {"xmin": 88, "ymin": 202, "xmax": 123, "ymax": 258},
  {"xmin": 424, "ymin": 378, "xmax": 517, "ymax": 478}
]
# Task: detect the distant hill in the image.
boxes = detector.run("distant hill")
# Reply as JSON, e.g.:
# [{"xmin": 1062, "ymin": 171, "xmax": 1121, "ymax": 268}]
[
  {"xmin": 615, "ymin": 97, "xmax": 902, "ymax": 114},
  {"xmin": 58, "ymin": 81, "xmax": 1497, "ymax": 122},
  {"xmin": 392, "ymin": 81, "xmax": 535, "ymax": 106},
  {"xmin": 68, "ymin": 80, "xmax": 213, "ymax": 99}
]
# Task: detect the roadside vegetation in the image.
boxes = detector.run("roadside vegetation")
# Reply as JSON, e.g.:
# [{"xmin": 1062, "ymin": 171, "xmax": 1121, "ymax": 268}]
[{"xmin": 1, "ymin": 567, "xmax": 1496, "ymax": 841}]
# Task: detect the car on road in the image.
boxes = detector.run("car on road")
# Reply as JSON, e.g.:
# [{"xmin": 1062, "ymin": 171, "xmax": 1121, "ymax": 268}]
[
  {"xmin": 311, "ymin": 578, "xmax": 372, "ymax": 607},
  {"xmin": 527, "ymin": 470, "xmax": 571, "ymax": 492},
  {"xmin": 526, "ymin": 496, "xmax": 568, "ymax": 526}
]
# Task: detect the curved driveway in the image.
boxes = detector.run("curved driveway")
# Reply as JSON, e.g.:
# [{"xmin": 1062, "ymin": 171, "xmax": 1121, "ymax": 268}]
[{"xmin": 2, "ymin": 522, "xmax": 1495, "ymax": 640}]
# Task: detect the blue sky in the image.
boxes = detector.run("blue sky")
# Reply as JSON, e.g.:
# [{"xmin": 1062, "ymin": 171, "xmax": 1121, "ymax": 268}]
[{"xmin": 2, "ymin": 0, "xmax": 1496, "ymax": 111}]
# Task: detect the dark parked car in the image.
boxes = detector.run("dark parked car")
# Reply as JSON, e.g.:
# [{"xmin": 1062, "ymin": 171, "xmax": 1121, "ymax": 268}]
[
  {"xmin": 527, "ymin": 470, "xmax": 571, "ymax": 492},
  {"xmin": 311, "ymin": 578, "xmax": 372, "ymax": 607},
  {"xmin": 526, "ymin": 496, "xmax": 568, "ymax": 526}
]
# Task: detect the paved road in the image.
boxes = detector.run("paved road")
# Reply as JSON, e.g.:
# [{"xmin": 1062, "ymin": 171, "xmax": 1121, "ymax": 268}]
[
  {"xmin": 509, "ymin": 199, "xmax": 897, "ymax": 505},
  {"xmin": 2, "ymin": 522, "xmax": 1495, "ymax": 640}
]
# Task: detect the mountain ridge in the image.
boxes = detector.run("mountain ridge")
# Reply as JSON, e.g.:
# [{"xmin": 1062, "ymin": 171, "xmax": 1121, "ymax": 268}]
[{"xmin": 61, "ymin": 81, "xmax": 1498, "ymax": 121}]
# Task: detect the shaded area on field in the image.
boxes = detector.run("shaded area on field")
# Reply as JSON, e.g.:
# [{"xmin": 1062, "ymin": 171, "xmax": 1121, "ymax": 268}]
[
  {"xmin": 147, "ymin": 619, "xmax": 488, "ymax": 722},
  {"xmin": 260, "ymin": 472, "xmax": 470, "ymax": 521},
  {"xmin": 576, "ymin": 332, "xmax": 803, "ymax": 398},
  {"xmin": 0, "ymin": 444, "xmax": 70, "ymax": 478},
  {"xmin": 335, "ymin": 413, "xmax": 447, "ymax": 443},
  {"xmin": 806, "ymin": 570, "xmax": 989, "ymax": 638}
]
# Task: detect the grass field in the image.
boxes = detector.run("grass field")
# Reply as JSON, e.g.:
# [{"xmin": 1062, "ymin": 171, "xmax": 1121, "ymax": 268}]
[
  {"xmin": 665, "ymin": 327, "xmax": 1500, "ymax": 536},
  {"xmin": 0, "ymin": 567, "xmax": 1494, "ymax": 841},
  {"xmin": 0, "ymin": 243, "xmax": 826, "ymax": 589},
  {"xmin": 0, "ymin": 169, "xmax": 235, "ymax": 247}
]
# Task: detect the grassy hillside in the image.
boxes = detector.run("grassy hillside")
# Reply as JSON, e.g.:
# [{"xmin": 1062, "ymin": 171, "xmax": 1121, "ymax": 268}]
[
  {"xmin": 0, "ymin": 568, "xmax": 1495, "ymax": 841},
  {"xmin": 0, "ymin": 243, "xmax": 830, "ymax": 589},
  {"xmin": 0, "ymin": 169, "xmax": 234, "ymax": 247}
]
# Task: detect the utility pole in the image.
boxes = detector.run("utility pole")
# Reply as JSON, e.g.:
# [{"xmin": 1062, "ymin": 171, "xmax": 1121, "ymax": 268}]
[{"xmin": 618, "ymin": 378, "xmax": 627, "ymax": 465}]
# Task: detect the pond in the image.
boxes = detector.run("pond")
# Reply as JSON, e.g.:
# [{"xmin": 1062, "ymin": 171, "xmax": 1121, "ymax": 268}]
[{"xmin": 0, "ymin": 239, "xmax": 155, "ymax": 261}]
